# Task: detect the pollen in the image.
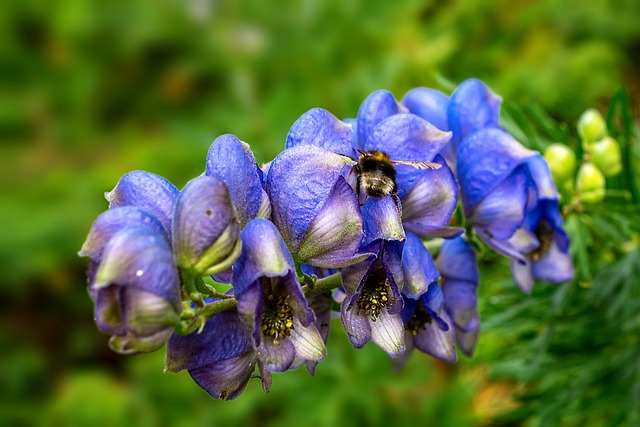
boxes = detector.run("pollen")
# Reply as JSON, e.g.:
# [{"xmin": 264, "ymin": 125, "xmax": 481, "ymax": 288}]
[
  {"xmin": 260, "ymin": 290, "xmax": 294, "ymax": 345},
  {"xmin": 406, "ymin": 302, "xmax": 433, "ymax": 336},
  {"xmin": 356, "ymin": 267, "xmax": 390, "ymax": 322},
  {"xmin": 531, "ymin": 220, "xmax": 554, "ymax": 261}
]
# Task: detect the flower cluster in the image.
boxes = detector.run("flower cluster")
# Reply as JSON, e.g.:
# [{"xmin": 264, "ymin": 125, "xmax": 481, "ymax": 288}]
[{"xmin": 80, "ymin": 79, "xmax": 573, "ymax": 399}]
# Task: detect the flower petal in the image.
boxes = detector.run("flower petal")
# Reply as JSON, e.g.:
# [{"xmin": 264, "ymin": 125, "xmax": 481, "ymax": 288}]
[
  {"xmin": 105, "ymin": 171, "xmax": 179, "ymax": 236},
  {"xmin": 400, "ymin": 157, "xmax": 458, "ymax": 232},
  {"xmin": 369, "ymin": 309, "xmax": 405, "ymax": 357},
  {"xmin": 448, "ymin": 78, "xmax": 502, "ymax": 151},
  {"xmin": 188, "ymin": 351, "xmax": 257, "ymax": 400},
  {"xmin": 511, "ymin": 258, "xmax": 534, "ymax": 293},
  {"xmin": 527, "ymin": 154, "xmax": 559, "ymax": 201},
  {"xmin": 357, "ymin": 90, "xmax": 405, "ymax": 146},
  {"xmin": 457, "ymin": 128, "xmax": 536, "ymax": 215},
  {"xmin": 442, "ymin": 279, "xmax": 478, "ymax": 332},
  {"xmin": 475, "ymin": 227, "xmax": 527, "ymax": 262},
  {"xmin": 413, "ymin": 310, "xmax": 457, "ymax": 362},
  {"xmin": 361, "ymin": 196, "xmax": 405, "ymax": 246},
  {"xmin": 79, "ymin": 206, "xmax": 167, "ymax": 261},
  {"xmin": 93, "ymin": 226, "xmax": 181, "ymax": 310},
  {"xmin": 420, "ymin": 283, "xmax": 449, "ymax": 331},
  {"xmin": 108, "ymin": 327, "xmax": 175, "ymax": 355},
  {"xmin": 172, "ymin": 176, "xmax": 240, "ymax": 274},
  {"xmin": 470, "ymin": 167, "xmax": 529, "ymax": 240},
  {"xmin": 532, "ymin": 240, "xmax": 574, "ymax": 284},
  {"xmin": 341, "ymin": 300, "xmax": 372, "ymax": 348},
  {"xmin": 364, "ymin": 114, "xmax": 452, "ymax": 163},
  {"xmin": 256, "ymin": 334, "xmax": 296, "ymax": 372},
  {"xmin": 401, "ymin": 232, "xmax": 439, "ymax": 299},
  {"xmin": 401, "ymin": 87, "xmax": 449, "ymax": 131},
  {"xmin": 437, "ymin": 237, "xmax": 479, "ymax": 283},
  {"xmin": 267, "ymin": 145, "xmax": 354, "ymax": 252},
  {"xmin": 286, "ymin": 108, "xmax": 356, "ymax": 158},
  {"xmin": 456, "ymin": 320, "xmax": 480, "ymax": 358},
  {"xmin": 205, "ymin": 134, "xmax": 265, "ymax": 228},
  {"xmin": 297, "ymin": 176, "xmax": 366, "ymax": 268},
  {"xmin": 288, "ymin": 318, "xmax": 327, "ymax": 362},
  {"xmin": 232, "ymin": 219, "xmax": 295, "ymax": 297}
]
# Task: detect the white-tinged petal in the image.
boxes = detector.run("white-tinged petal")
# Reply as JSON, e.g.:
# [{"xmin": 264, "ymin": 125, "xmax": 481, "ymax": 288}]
[{"xmin": 370, "ymin": 309, "xmax": 405, "ymax": 357}]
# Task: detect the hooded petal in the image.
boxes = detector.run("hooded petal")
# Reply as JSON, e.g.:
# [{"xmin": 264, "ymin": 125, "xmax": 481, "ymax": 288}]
[
  {"xmin": 412, "ymin": 310, "xmax": 457, "ymax": 363},
  {"xmin": 205, "ymin": 134, "xmax": 266, "ymax": 228},
  {"xmin": 266, "ymin": 145, "xmax": 355, "ymax": 253},
  {"xmin": 79, "ymin": 206, "xmax": 167, "ymax": 262},
  {"xmin": 364, "ymin": 114, "xmax": 452, "ymax": 163},
  {"xmin": 369, "ymin": 309, "xmax": 405, "ymax": 357},
  {"xmin": 297, "ymin": 176, "xmax": 367, "ymax": 268},
  {"xmin": 437, "ymin": 237, "xmax": 479, "ymax": 283},
  {"xmin": 400, "ymin": 156, "xmax": 458, "ymax": 234},
  {"xmin": 470, "ymin": 167, "xmax": 529, "ymax": 240},
  {"xmin": 526, "ymin": 154, "xmax": 559, "ymax": 201},
  {"xmin": 457, "ymin": 128, "xmax": 536, "ymax": 215},
  {"xmin": 286, "ymin": 108, "xmax": 356, "ymax": 158},
  {"xmin": 232, "ymin": 218, "xmax": 294, "ymax": 291},
  {"xmin": 172, "ymin": 176, "xmax": 241, "ymax": 274},
  {"xmin": 105, "ymin": 171, "xmax": 179, "ymax": 236},
  {"xmin": 448, "ymin": 78, "xmax": 502, "ymax": 151},
  {"xmin": 93, "ymin": 226, "xmax": 181, "ymax": 310},
  {"xmin": 357, "ymin": 90, "xmax": 406, "ymax": 146},
  {"xmin": 400, "ymin": 232, "xmax": 439, "ymax": 299},
  {"xmin": 361, "ymin": 196, "xmax": 405, "ymax": 246},
  {"xmin": 401, "ymin": 87, "xmax": 449, "ymax": 131}
]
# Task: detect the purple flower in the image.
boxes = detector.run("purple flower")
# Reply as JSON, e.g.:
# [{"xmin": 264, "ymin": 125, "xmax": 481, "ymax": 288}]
[
  {"xmin": 340, "ymin": 242, "xmax": 405, "ymax": 357},
  {"xmin": 165, "ymin": 307, "xmax": 271, "ymax": 400},
  {"xmin": 89, "ymin": 225, "xmax": 181, "ymax": 354},
  {"xmin": 457, "ymin": 128, "xmax": 573, "ymax": 292},
  {"xmin": 205, "ymin": 134, "xmax": 271, "ymax": 227},
  {"xmin": 105, "ymin": 170, "xmax": 179, "ymax": 237},
  {"xmin": 438, "ymin": 237, "xmax": 480, "ymax": 357},
  {"xmin": 232, "ymin": 218, "xmax": 326, "ymax": 372},
  {"xmin": 172, "ymin": 175, "xmax": 241, "ymax": 275},
  {"xmin": 266, "ymin": 145, "xmax": 368, "ymax": 268}
]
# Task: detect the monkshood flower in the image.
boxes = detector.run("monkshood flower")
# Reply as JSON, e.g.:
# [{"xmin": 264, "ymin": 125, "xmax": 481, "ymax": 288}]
[
  {"xmin": 287, "ymin": 91, "xmax": 461, "ymax": 243},
  {"xmin": 165, "ymin": 305, "xmax": 271, "ymax": 400},
  {"xmin": 105, "ymin": 170, "xmax": 180, "ymax": 236},
  {"xmin": 232, "ymin": 218, "xmax": 326, "ymax": 372},
  {"xmin": 172, "ymin": 175, "xmax": 241, "ymax": 275},
  {"xmin": 266, "ymin": 145, "xmax": 368, "ymax": 268},
  {"xmin": 400, "ymin": 283, "xmax": 457, "ymax": 363},
  {"xmin": 205, "ymin": 134, "xmax": 271, "ymax": 228},
  {"xmin": 457, "ymin": 128, "xmax": 574, "ymax": 292},
  {"xmin": 403, "ymin": 78, "xmax": 502, "ymax": 166},
  {"xmin": 340, "ymin": 242, "xmax": 405, "ymax": 357},
  {"xmin": 437, "ymin": 237, "xmax": 480, "ymax": 357},
  {"xmin": 89, "ymin": 225, "xmax": 181, "ymax": 354}
]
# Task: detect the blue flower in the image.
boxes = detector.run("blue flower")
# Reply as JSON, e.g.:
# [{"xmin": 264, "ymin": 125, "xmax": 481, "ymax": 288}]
[
  {"xmin": 453, "ymin": 87, "xmax": 573, "ymax": 292},
  {"xmin": 232, "ymin": 218, "xmax": 326, "ymax": 372},
  {"xmin": 266, "ymin": 145, "xmax": 368, "ymax": 268},
  {"xmin": 172, "ymin": 175, "xmax": 241, "ymax": 275},
  {"xmin": 165, "ymin": 305, "xmax": 271, "ymax": 400},
  {"xmin": 438, "ymin": 237, "xmax": 480, "ymax": 357},
  {"xmin": 87, "ymin": 225, "xmax": 181, "ymax": 354}
]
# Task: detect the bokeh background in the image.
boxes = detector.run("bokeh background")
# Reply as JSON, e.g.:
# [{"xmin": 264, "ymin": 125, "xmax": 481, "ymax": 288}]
[{"xmin": 2, "ymin": 0, "xmax": 639, "ymax": 426}]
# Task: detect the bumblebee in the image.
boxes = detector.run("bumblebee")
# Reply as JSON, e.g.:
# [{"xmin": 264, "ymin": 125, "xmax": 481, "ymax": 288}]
[{"xmin": 353, "ymin": 149, "xmax": 441, "ymax": 208}]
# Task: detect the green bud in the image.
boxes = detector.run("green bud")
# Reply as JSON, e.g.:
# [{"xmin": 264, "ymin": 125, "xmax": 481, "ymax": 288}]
[
  {"xmin": 576, "ymin": 163, "xmax": 606, "ymax": 203},
  {"xmin": 543, "ymin": 143, "xmax": 577, "ymax": 183},
  {"xmin": 577, "ymin": 108, "xmax": 607, "ymax": 143},
  {"xmin": 591, "ymin": 136, "xmax": 622, "ymax": 177}
]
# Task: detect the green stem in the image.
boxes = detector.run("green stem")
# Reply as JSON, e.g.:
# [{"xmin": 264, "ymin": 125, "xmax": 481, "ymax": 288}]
[{"xmin": 303, "ymin": 272, "xmax": 342, "ymax": 298}]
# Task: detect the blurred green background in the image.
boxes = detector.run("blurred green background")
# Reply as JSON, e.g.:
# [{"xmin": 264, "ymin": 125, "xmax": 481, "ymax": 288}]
[{"xmin": 2, "ymin": 0, "xmax": 639, "ymax": 426}]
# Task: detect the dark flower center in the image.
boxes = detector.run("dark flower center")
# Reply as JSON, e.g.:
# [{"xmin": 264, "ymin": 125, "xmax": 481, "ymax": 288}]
[
  {"xmin": 531, "ymin": 220, "xmax": 553, "ymax": 261},
  {"xmin": 406, "ymin": 302, "xmax": 433, "ymax": 336},
  {"xmin": 261, "ymin": 288, "xmax": 293, "ymax": 346},
  {"xmin": 356, "ymin": 266, "xmax": 389, "ymax": 322}
]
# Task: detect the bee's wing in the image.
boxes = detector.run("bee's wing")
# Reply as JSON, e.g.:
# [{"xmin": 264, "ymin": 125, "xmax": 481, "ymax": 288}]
[{"xmin": 391, "ymin": 160, "xmax": 442, "ymax": 170}]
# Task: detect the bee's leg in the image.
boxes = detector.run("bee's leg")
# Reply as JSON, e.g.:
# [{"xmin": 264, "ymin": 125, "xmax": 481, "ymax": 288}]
[
  {"xmin": 392, "ymin": 192, "xmax": 402, "ymax": 218},
  {"xmin": 354, "ymin": 165, "xmax": 364, "ymax": 206}
]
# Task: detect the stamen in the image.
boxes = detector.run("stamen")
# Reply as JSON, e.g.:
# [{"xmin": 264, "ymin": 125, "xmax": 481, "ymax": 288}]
[
  {"xmin": 260, "ymin": 285, "xmax": 294, "ymax": 345},
  {"xmin": 406, "ymin": 303, "xmax": 433, "ymax": 336},
  {"xmin": 356, "ymin": 266, "xmax": 390, "ymax": 322},
  {"xmin": 531, "ymin": 220, "xmax": 554, "ymax": 261}
]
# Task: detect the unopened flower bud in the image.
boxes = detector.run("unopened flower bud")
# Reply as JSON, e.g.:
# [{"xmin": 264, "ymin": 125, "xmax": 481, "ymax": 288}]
[
  {"xmin": 576, "ymin": 163, "xmax": 606, "ymax": 203},
  {"xmin": 173, "ymin": 176, "xmax": 242, "ymax": 275},
  {"xmin": 591, "ymin": 136, "xmax": 622, "ymax": 177},
  {"xmin": 543, "ymin": 143, "xmax": 577, "ymax": 183},
  {"xmin": 577, "ymin": 109, "xmax": 607, "ymax": 143}
]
